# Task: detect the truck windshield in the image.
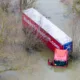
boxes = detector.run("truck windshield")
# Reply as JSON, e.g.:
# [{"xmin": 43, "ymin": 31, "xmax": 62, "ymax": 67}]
[{"xmin": 54, "ymin": 60, "xmax": 67, "ymax": 66}]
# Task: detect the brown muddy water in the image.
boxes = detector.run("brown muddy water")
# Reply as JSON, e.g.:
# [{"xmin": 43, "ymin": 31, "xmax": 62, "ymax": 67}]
[{"xmin": 0, "ymin": 0, "xmax": 80, "ymax": 80}]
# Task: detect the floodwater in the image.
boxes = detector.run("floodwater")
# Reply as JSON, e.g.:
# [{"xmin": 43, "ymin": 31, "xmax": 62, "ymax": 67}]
[
  {"xmin": 0, "ymin": 0, "xmax": 80, "ymax": 80},
  {"xmin": 36, "ymin": 0, "xmax": 74, "ymax": 36}
]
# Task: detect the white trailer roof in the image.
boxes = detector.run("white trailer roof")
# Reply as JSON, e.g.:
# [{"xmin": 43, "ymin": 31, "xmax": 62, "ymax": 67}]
[{"xmin": 23, "ymin": 8, "xmax": 72, "ymax": 45}]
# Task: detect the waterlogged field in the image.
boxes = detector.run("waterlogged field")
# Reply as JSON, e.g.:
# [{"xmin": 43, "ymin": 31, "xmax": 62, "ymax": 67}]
[{"xmin": 0, "ymin": 0, "xmax": 80, "ymax": 80}]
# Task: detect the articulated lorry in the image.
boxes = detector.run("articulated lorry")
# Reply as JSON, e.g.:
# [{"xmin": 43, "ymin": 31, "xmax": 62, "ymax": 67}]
[{"xmin": 22, "ymin": 8, "xmax": 73, "ymax": 67}]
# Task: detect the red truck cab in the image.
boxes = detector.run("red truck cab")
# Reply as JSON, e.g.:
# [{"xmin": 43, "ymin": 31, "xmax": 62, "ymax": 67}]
[{"xmin": 48, "ymin": 49, "xmax": 68, "ymax": 67}]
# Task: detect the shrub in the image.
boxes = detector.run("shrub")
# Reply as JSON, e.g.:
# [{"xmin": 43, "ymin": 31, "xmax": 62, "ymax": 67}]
[{"xmin": 73, "ymin": 0, "xmax": 80, "ymax": 13}]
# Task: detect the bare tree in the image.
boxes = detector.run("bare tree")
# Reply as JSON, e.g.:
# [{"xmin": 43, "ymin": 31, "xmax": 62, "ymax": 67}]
[
  {"xmin": 70, "ymin": 14, "xmax": 80, "ymax": 58},
  {"xmin": 0, "ymin": 0, "xmax": 35, "ymax": 13},
  {"xmin": 20, "ymin": 0, "xmax": 36, "ymax": 12}
]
